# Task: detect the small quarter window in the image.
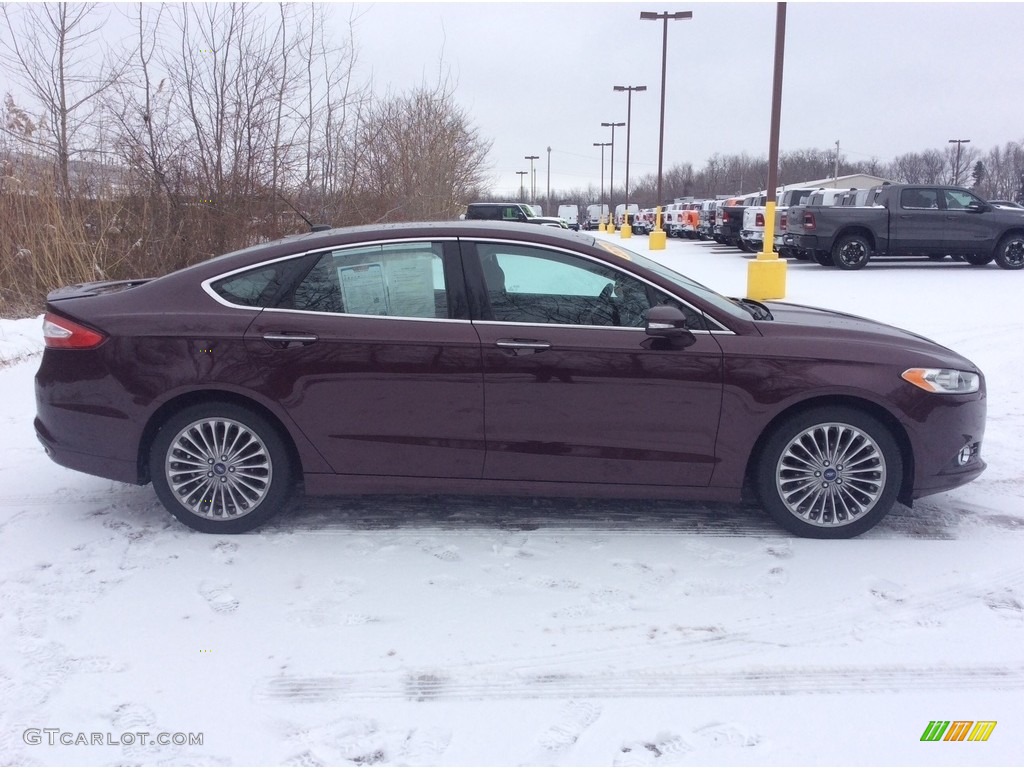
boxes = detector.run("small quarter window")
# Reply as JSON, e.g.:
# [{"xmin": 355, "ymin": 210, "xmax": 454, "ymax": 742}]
[{"xmin": 211, "ymin": 265, "xmax": 288, "ymax": 307}]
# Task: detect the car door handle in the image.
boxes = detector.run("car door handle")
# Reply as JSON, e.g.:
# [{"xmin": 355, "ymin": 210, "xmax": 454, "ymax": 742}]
[
  {"xmin": 262, "ymin": 332, "xmax": 319, "ymax": 348},
  {"xmin": 495, "ymin": 338, "xmax": 551, "ymax": 355}
]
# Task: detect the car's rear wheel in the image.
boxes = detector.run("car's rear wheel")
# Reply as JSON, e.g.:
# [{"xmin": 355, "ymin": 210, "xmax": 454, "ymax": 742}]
[
  {"xmin": 755, "ymin": 406, "xmax": 902, "ymax": 539},
  {"xmin": 832, "ymin": 234, "xmax": 872, "ymax": 270},
  {"xmin": 994, "ymin": 233, "xmax": 1024, "ymax": 270},
  {"xmin": 150, "ymin": 403, "xmax": 293, "ymax": 533}
]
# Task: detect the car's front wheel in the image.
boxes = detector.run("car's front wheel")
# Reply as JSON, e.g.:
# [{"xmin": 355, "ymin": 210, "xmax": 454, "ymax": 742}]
[
  {"xmin": 150, "ymin": 403, "xmax": 293, "ymax": 533},
  {"xmin": 994, "ymin": 233, "xmax": 1024, "ymax": 270},
  {"xmin": 755, "ymin": 406, "xmax": 902, "ymax": 538}
]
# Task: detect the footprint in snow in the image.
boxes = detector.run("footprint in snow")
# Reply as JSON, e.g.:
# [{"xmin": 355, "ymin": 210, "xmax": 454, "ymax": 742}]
[{"xmin": 198, "ymin": 580, "xmax": 239, "ymax": 614}]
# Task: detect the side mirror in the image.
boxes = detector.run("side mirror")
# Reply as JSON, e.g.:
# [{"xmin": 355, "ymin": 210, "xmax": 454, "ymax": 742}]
[
  {"xmin": 645, "ymin": 305, "xmax": 694, "ymax": 339},
  {"xmin": 966, "ymin": 201, "xmax": 989, "ymax": 213}
]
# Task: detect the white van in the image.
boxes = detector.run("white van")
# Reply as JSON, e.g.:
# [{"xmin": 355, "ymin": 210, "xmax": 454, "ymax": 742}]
[
  {"xmin": 614, "ymin": 203, "xmax": 640, "ymax": 226},
  {"xmin": 585, "ymin": 204, "xmax": 609, "ymax": 229},
  {"xmin": 557, "ymin": 204, "xmax": 580, "ymax": 230}
]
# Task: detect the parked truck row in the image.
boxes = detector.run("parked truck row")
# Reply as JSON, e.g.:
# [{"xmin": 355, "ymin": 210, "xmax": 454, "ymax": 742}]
[
  {"xmin": 465, "ymin": 184, "xmax": 1024, "ymax": 271},
  {"xmin": 676, "ymin": 183, "xmax": 1024, "ymax": 271}
]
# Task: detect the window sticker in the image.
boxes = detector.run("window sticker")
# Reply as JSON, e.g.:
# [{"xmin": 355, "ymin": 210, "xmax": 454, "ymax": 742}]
[
  {"xmin": 383, "ymin": 254, "xmax": 436, "ymax": 318},
  {"xmin": 338, "ymin": 262, "xmax": 388, "ymax": 315}
]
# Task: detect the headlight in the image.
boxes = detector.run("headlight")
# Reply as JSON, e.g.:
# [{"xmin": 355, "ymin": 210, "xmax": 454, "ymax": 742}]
[{"xmin": 901, "ymin": 368, "xmax": 980, "ymax": 394}]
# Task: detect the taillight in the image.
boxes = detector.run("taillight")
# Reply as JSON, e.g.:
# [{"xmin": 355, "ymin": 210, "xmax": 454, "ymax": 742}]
[
  {"xmin": 780, "ymin": 213, "xmax": 788, "ymax": 228},
  {"xmin": 722, "ymin": 211, "xmax": 730, "ymax": 222},
  {"xmin": 43, "ymin": 313, "xmax": 106, "ymax": 349},
  {"xmin": 755, "ymin": 213, "xmax": 765, "ymax": 227},
  {"xmin": 803, "ymin": 212, "xmax": 816, "ymax": 231}
]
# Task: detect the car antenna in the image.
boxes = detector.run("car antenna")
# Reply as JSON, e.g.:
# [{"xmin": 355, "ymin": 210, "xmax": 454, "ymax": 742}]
[{"xmin": 274, "ymin": 191, "xmax": 331, "ymax": 232}]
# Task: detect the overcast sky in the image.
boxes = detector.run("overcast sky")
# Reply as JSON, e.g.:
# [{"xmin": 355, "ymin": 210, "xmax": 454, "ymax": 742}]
[{"xmin": 349, "ymin": 1, "xmax": 1024, "ymax": 197}]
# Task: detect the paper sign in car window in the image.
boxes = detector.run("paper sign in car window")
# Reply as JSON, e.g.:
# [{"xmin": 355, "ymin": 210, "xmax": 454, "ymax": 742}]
[
  {"xmin": 383, "ymin": 253, "xmax": 438, "ymax": 318},
  {"xmin": 339, "ymin": 262, "xmax": 388, "ymax": 315}
]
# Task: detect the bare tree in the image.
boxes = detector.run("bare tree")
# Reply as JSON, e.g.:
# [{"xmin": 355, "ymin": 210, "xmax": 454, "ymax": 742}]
[
  {"xmin": 0, "ymin": 2, "xmax": 125, "ymax": 198},
  {"xmin": 351, "ymin": 79, "xmax": 491, "ymax": 223}
]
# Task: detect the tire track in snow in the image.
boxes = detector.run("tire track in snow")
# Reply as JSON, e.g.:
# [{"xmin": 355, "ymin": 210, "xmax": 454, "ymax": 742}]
[
  {"xmin": 253, "ymin": 663, "xmax": 1024, "ymax": 702},
  {"xmin": 252, "ymin": 562, "xmax": 1024, "ymax": 696}
]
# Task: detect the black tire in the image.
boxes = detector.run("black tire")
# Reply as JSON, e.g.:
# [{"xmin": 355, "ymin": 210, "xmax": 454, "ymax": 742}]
[
  {"xmin": 994, "ymin": 233, "xmax": 1024, "ymax": 270},
  {"xmin": 964, "ymin": 252, "xmax": 994, "ymax": 266},
  {"xmin": 832, "ymin": 233, "xmax": 872, "ymax": 270},
  {"xmin": 755, "ymin": 406, "xmax": 903, "ymax": 539},
  {"xmin": 814, "ymin": 251, "xmax": 834, "ymax": 267},
  {"xmin": 737, "ymin": 239, "xmax": 753, "ymax": 253},
  {"xmin": 150, "ymin": 402, "xmax": 294, "ymax": 533}
]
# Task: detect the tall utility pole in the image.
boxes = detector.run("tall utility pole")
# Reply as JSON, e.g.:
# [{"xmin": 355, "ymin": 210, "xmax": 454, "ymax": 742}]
[
  {"xmin": 949, "ymin": 138, "xmax": 971, "ymax": 185},
  {"xmin": 525, "ymin": 154, "xmax": 540, "ymax": 204},
  {"xmin": 601, "ymin": 121, "xmax": 625, "ymax": 230},
  {"xmin": 747, "ymin": 2, "xmax": 788, "ymax": 302},
  {"xmin": 546, "ymin": 146, "xmax": 551, "ymax": 211},
  {"xmin": 833, "ymin": 139, "xmax": 840, "ymax": 183},
  {"xmin": 593, "ymin": 141, "xmax": 611, "ymax": 226},
  {"xmin": 614, "ymin": 84, "xmax": 647, "ymax": 234},
  {"xmin": 640, "ymin": 9, "xmax": 692, "ymax": 249},
  {"xmin": 516, "ymin": 171, "xmax": 528, "ymax": 201}
]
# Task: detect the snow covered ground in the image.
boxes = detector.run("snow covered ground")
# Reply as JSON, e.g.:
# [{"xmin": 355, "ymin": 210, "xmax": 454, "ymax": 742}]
[{"xmin": 1, "ymin": 234, "xmax": 1022, "ymax": 766}]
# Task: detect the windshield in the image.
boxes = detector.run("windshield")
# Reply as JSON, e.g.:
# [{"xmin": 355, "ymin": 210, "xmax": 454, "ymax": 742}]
[{"xmin": 594, "ymin": 240, "xmax": 751, "ymax": 321}]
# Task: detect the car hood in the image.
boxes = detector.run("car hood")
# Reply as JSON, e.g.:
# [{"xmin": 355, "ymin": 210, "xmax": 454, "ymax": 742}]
[{"xmin": 756, "ymin": 301, "xmax": 979, "ymax": 370}]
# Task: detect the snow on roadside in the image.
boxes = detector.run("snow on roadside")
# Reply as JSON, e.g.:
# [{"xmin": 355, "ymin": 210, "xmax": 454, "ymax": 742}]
[{"xmin": 0, "ymin": 314, "xmax": 43, "ymax": 366}]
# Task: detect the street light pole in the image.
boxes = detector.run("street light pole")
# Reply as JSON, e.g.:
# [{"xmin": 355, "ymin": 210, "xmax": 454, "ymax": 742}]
[
  {"xmin": 525, "ymin": 155, "xmax": 540, "ymax": 205},
  {"xmin": 593, "ymin": 141, "xmax": 611, "ymax": 228},
  {"xmin": 948, "ymin": 138, "xmax": 970, "ymax": 185},
  {"xmin": 640, "ymin": 9, "xmax": 692, "ymax": 249},
  {"xmin": 516, "ymin": 171, "xmax": 528, "ymax": 202},
  {"xmin": 546, "ymin": 146, "xmax": 551, "ymax": 212},
  {"xmin": 601, "ymin": 121, "xmax": 625, "ymax": 232},
  {"xmin": 613, "ymin": 84, "xmax": 647, "ymax": 236}
]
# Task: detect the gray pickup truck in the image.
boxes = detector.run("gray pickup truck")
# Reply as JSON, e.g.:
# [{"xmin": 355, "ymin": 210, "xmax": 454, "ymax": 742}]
[{"xmin": 784, "ymin": 184, "xmax": 1024, "ymax": 270}]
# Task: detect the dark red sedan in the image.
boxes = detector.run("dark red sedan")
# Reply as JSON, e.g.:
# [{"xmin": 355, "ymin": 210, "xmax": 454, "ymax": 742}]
[{"xmin": 35, "ymin": 222, "xmax": 986, "ymax": 537}]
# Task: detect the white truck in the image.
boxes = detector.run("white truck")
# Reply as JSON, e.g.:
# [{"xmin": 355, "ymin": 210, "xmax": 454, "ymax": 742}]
[
  {"xmin": 739, "ymin": 187, "xmax": 819, "ymax": 255},
  {"xmin": 557, "ymin": 204, "xmax": 580, "ymax": 231}
]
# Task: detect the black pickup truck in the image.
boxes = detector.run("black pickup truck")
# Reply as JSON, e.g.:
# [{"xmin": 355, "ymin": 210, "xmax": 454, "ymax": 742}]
[{"xmin": 784, "ymin": 184, "xmax": 1024, "ymax": 270}]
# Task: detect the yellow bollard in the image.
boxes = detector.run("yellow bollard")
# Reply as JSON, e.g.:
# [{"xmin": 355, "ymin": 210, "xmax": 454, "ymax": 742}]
[
  {"xmin": 620, "ymin": 213, "xmax": 632, "ymax": 239},
  {"xmin": 746, "ymin": 201, "xmax": 787, "ymax": 300},
  {"xmin": 649, "ymin": 205, "xmax": 666, "ymax": 250}
]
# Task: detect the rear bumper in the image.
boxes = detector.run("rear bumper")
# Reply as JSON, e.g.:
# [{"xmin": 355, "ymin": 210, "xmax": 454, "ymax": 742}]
[
  {"xmin": 34, "ymin": 416, "xmax": 142, "ymax": 484},
  {"xmin": 786, "ymin": 234, "xmax": 820, "ymax": 250}
]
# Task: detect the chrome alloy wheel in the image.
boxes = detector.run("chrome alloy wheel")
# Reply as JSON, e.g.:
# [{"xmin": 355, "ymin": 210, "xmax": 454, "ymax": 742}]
[
  {"xmin": 165, "ymin": 417, "xmax": 273, "ymax": 520},
  {"xmin": 775, "ymin": 421, "xmax": 886, "ymax": 527}
]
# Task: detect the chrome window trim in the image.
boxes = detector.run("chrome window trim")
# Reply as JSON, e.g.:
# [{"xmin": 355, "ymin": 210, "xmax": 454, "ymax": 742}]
[
  {"xmin": 466, "ymin": 236, "xmax": 735, "ymax": 335},
  {"xmin": 200, "ymin": 236, "xmax": 459, "ymax": 315},
  {"xmin": 260, "ymin": 307, "xmax": 470, "ymax": 324},
  {"xmin": 472, "ymin": 319, "xmax": 723, "ymax": 336}
]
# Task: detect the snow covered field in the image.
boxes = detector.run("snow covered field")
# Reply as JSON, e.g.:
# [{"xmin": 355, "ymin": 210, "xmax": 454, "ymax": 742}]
[{"xmin": 1, "ymin": 234, "xmax": 1022, "ymax": 766}]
